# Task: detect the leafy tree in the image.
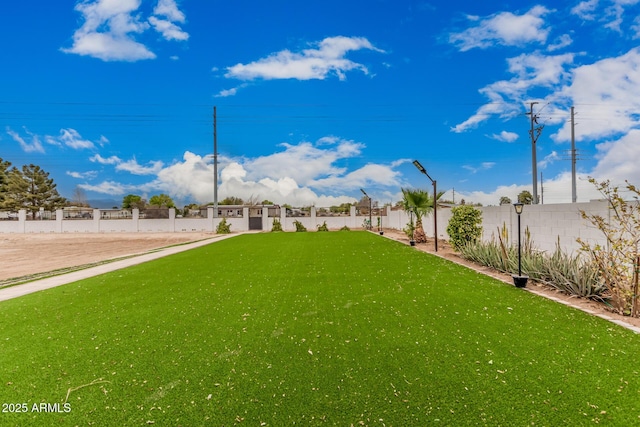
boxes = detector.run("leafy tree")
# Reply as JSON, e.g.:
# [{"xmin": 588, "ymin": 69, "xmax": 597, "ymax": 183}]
[
  {"xmin": 149, "ymin": 193, "xmax": 175, "ymax": 208},
  {"xmin": 220, "ymin": 196, "xmax": 243, "ymax": 205},
  {"xmin": 517, "ymin": 190, "xmax": 533, "ymax": 204},
  {"xmin": 499, "ymin": 196, "xmax": 512, "ymax": 205},
  {"xmin": 400, "ymin": 188, "xmax": 443, "ymax": 243},
  {"xmin": 122, "ymin": 194, "xmax": 146, "ymax": 210},
  {"xmin": 4, "ymin": 164, "xmax": 66, "ymax": 219},
  {"xmin": 447, "ymin": 205, "xmax": 483, "ymax": 251},
  {"xmin": 261, "ymin": 199, "xmax": 274, "ymax": 205},
  {"xmin": 0, "ymin": 158, "xmax": 11, "ymax": 207}
]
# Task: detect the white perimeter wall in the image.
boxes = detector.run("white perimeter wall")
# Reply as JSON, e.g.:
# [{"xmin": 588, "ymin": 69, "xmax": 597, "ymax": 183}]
[{"xmin": 1, "ymin": 202, "xmax": 612, "ymax": 255}]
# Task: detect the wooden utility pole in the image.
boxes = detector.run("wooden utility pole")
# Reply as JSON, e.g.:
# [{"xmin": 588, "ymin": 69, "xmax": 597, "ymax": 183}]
[{"xmin": 213, "ymin": 106, "xmax": 218, "ymax": 217}]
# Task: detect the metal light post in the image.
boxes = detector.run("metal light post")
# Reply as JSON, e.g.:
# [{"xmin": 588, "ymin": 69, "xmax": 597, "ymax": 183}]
[
  {"xmin": 512, "ymin": 203, "xmax": 528, "ymax": 287},
  {"xmin": 360, "ymin": 188, "xmax": 372, "ymax": 231},
  {"xmin": 412, "ymin": 160, "xmax": 438, "ymax": 252}
]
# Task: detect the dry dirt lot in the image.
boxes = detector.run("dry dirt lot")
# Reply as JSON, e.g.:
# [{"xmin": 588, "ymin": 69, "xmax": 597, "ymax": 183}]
[{"xmin": 0, "ymin": 232, "xmax": 214, "ymax": 282}]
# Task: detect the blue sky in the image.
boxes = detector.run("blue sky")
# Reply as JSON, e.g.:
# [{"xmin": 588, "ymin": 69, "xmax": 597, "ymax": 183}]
[{"xmin": 2, "ymin": 0, "xmax": 640, "ymax": 208}]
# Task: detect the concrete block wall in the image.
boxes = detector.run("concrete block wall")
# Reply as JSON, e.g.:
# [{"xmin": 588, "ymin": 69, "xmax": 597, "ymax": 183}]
[{"xmin": 0, "ymin": 201, "xmax": 615, "ymax": 256}]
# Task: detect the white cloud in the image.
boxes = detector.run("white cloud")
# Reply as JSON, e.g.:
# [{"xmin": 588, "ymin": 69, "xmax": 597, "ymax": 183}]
[
  {"xmin": 489, "ymin": 131, "xmax": 519, "ymax": 142},
  {"xmin": 462, "ymin": 162, "xmax": 496, "ymax": 174},
  {"xmin": 224, "ymin": 36, "xmax": 384, "ymax": 81},
  {"xmin": 79, "ymin": 180, "xmax": 133, "ymax": 195},
  {"xmin": 116, "ymin": 158, "xmax": 164, "ymax": 175},
  {"xmin": 452, "ymin": 52, "xmax": 574, "ymax": 132},
  {"xmin": 90, "ymin": 154, "xmax": 121, "ymax": 165},
  {"xmin": 449, "ymin": 6, "xmax": 551, "ymax": 51},
  {"xmin": 454, "ymin": 171, "xmax": 602, "ymax": 206},
  {"xmin": 66, "ymin": 170, "xmax": 98, "ymax": 180},
  {"xmin": 244, "ymin": 137, "xmax": 364, "ymax": 185},
  {"xmin": 547, "ymin": 34, "xmax": 573, "ymax": 51},
  {"xmin": 149, "ymin": 17, "xmax": 189, "ymax": 41},
  {"xmin": 6, "ymin": 127, "xmax": 45, "ymax": 154},
  {"xmin": 153, "ymin": 0, "xmax": 186, "ymax": 22},
  {"xmin": 149, "ymin": 0, "xmax": 189, "ymax": 42},
  {"xmin": 552, "ymin": 47, "xmax": 640, "ymax": 142},
  {"xmin": 571, "ymin": 0, "xmax": 599, "ymax": 21},
  {"xmin": 215, "ymin": 84, "xmax": 249, "ymax": 98},
  {"xmin": 83, "ymin": 138, "xmax": 406, "ymax": 206},
  {"xmin": 592, "ymin": 129, "xmax": 640, "ymax": 185},
  {"xmin": 538, "ymin": 150, "xmax": 560, "ymax": 169},
  {"xmin": 46, "ymin": 128, "xmax": 96, "ymax": 150},
  {"xmin": 63, "ymin": 0, "xmax": 188, "ymax": 61}
]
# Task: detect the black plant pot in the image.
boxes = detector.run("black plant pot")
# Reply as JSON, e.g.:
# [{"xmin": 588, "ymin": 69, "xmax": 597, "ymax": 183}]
[
  {"xmin": 410, "ymin": 240, "xmax": 415, "ymax": 246},
  {"xmin": 379, "ymin": 231, "xmax": 384, "ymax": 235},
  {"xmin": 512, "ymin": 275, "xmax": 529, "ymax": 288}
]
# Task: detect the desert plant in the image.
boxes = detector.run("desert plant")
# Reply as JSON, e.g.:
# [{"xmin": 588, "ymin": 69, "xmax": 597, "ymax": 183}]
[
  {"xmin": 447, "ymin": 205, "xmax": 483, "ymax": 251},
  {"xmin": 578, "ymin": 178, "xmax": 640, "ymax": 315},
  {"xmin": 294, "ymin": 220, "xmax": 307, "ymax": 232},
  {"xmin": 459, "ymin": 236, "xmax": 605, "ymax": 299},
  {"xmin": 271, "ymin": 218, "xmax": 283, "ymax": 232},
  {"xmin": 317, "ymin": 221, "xmax": 329, "ymax": 232},
  {"xmin": 216, "ymin": 218, "xmax": 231, "ymax": 234}
]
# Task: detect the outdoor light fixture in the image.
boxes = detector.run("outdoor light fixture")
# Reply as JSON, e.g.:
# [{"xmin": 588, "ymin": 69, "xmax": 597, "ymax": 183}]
[
  {"xmin": 412, "ymin": 160, "xmax": 438, "ymax": 252},
  {"xmin": 360, "ymin": 188, "xmax": 372, "ymax": 231},
  {"xmin": 512, "ymin": 202, "xmax": 528, "ymax": 288}
]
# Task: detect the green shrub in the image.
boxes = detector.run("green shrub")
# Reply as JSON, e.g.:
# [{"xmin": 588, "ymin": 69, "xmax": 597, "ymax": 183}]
[
  {"xmin": 403, "ymin": 220, "xmax": 415, "ymax": 240},
  {"xmin": 216, "ymin": 218, "xmax": 231, "ymax": 234},
  {"xmin": 271, "ymin": 218, "xmax": 283, "ymax": 232},
  {"xmin": 447, "ymin": 205, "xmax": 483, "ymax": 251},
  {"xmin": 317, "ymin": 221, "xmax": 329, "ymax": 232},
  {"xmin": 294, "ymin": 220, "xmax": 307, "ymax": 232},
  {"xmin": 340, "ymin": 225, "xmax": 350, "ymax": 231}
]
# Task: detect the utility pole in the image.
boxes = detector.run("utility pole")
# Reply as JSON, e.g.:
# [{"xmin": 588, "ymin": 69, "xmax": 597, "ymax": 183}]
[
  {"xmin": 540, "ymin": 172, "xmax": 544, "ymax": 205},
  {"xmin": 571, "ymin": 106, "xmax": 577, "ymax": 203},
  {"xmin": 213, "ymin": 106, "xmax": 218, "ymax": 217},
  {"xmin": 527, "ymin": 102, "xmax": 543, "ymax": 204}
]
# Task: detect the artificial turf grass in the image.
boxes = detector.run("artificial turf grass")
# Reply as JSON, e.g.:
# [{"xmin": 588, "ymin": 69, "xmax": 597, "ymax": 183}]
[{"xmin": 0, "ymin": 231, "xmax": 638, "ymax": 425}]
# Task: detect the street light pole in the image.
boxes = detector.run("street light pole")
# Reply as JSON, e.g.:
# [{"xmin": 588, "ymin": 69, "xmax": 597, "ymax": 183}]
[
  {"xmin": 512, "ymin": 203, "xmax": 528, "ymax": 287},
  {"xmin": 360, "ymin": 188, "xmax": 372, "ymax": 231},
  {"xmin": 412, "ymin": 160, "xmax": 438, "ymax": 252}
]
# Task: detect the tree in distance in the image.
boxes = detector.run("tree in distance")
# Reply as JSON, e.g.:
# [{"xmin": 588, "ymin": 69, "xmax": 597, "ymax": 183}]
[
  {"xmin": 517, "ymin": 190, "xmax": 533, "ymax": 204},
  {"xmin": 499, "ymin": 196, "xmax": 512, "ymax": 205},
  {"xmin": 122, "ymin": 194, "xmax": 146, "ymax": 210},
  {"xmin": 3, "ymin": 164, "xmax": 66, "ymax": 219},
  {"xmin": 149, "ymin": 193, "xmax": 175, "ymax": 208}
]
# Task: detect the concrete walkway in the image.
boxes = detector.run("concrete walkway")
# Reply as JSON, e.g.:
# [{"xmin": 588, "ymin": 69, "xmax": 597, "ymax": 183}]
[{"xmin": 0, "ymin": 234, "xmax": 237, "ymax": 302}]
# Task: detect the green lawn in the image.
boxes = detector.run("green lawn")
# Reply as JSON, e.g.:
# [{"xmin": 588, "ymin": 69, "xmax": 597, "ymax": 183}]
[{"xmin": 1, "ymin": 231, "xmax": 639, "ymax": 426}]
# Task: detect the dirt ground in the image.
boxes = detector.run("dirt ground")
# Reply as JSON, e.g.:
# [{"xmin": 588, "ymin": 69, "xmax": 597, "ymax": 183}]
[
  {"xmin": 381, "ymin": 229, "xmax": 640, "ymax": 330},
  {"xmin": 0, "ymin": 232, "xmax": 215, "ymax": 282},
  {"xmin": 2, "ymin": 229, "xmax": 639, "ymax": 330}
]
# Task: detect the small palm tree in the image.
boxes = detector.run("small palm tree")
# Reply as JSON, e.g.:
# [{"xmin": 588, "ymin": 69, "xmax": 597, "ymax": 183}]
[{"xmin": 401, "ymin": 188, "xmax": 444, "ymax": 243}]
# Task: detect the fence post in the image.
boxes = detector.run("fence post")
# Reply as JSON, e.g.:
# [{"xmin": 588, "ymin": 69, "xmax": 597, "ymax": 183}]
[
  {"xmin": 207, "ymin": 207, "xmax": 214, "ymax": 232},
  {"xmin": 280, "ymin": 206, "xmax": 287, "ymax": 231},
  {"xmin": 56, "ymin": 209, "xmax": 63, "ymax": 232},
  {"xmin": 93, "ymin": 209, "xmax": 100, "ymax": 232},
  {"xmin": 133, "ymin": 208, "xmax": 140, "ymax": 233},
  {"xmin": 18, "ymin": 209, "xmax": 26, "ymax": 233},
  {"xmin": 350, "ymin": 205, "xmax": 356, "ymax": 229}
]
